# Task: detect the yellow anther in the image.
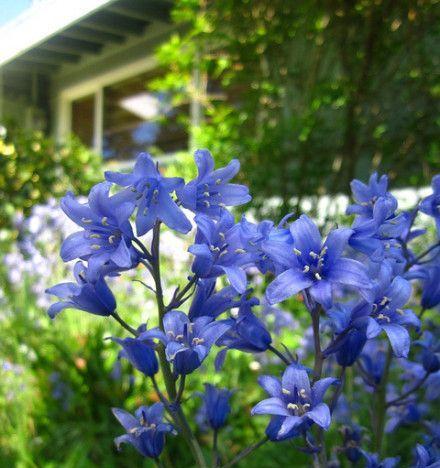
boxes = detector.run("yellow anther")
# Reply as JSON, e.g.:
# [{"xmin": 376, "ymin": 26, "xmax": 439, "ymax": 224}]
[
  {"xmin": 102, "ymin": 217, "xmax": 109, "ymax": 226},
  {"xmin": 293, "ymin": 248, "xmax": 302, "ymax": 256},
  {"xmin": 303, "ymin": 265, "xmax": 310, "ymax": 273},
  {"xmin": 90, "ymin": 234, "xmax": 101, "ymax": 239},
  {"xmin": 282, "ymin": 388, "xmax": 291, "ymax": 395},
  {"xmin": 380, "ymin": 296, "xmax": 389, "ymax": 306},
  {"xmin": 192, "ymin": 337, "xmax": 205, "ymax": 345},
  {"xmin": 396, "ymin": 309, "xmax": 405, "ymax": 315},
  {"xmin": 309, "ymin": 251, "xmax": 319, "ymax": 259},
  {"xmin": 204, "ymin": 201, "xmax": 211, "ymax": 208},
  {"xmin": 299, "ymin": 388, "xmax": 307, "ymax": 397},
  {"xmin": 235, "ymin": 248, "xmax": 246, "ymax": 254},
  {"xmin": 287, "ymin": 403, "xmax": 299, "ymax": 411},
  {"xmin": 203, "ymin": 191, "xmax": 210, "ymax": 197},
  {"xmin": 81, "ymin": 217, "xmax": 92, "ymax": 224},
  {"xmin": 91, "ymin": 244, "xmax": 101, "ymax": 250},
  {"xmin": 215, "ymin": 178, "xmax": 222, "ymax": 185}
]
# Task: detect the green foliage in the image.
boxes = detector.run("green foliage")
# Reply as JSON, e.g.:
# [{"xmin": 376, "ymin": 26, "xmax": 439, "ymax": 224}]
[
  {"xmin": 153, "ymin": 0, "xmax": 439, "ymax": 218},
  {"xmin": 0, "ymin": 126, "xmax": 101, "ymax": 230}
]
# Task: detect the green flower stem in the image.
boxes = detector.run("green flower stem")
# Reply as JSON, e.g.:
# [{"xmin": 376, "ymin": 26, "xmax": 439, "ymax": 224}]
[
  {"xmin": 373, "ymin": 346, "xmax": 393, "ymax": 455},
  {"xmin": 306, "ymin": 291, "xmax": 327, "ymax": 468},
  {"xmin": 149, "ymin": 222, "xmax": 207, "ymax": 468},
  {"xmin": 221, "ymin": 436, "xmax": 269, "ymax": 468}
]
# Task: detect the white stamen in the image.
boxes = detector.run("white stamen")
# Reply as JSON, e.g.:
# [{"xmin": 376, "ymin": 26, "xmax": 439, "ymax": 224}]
[
  {"xmin": 293, "ymin": 248, "xmax": 302, "ymax": 256},
  {"xmin": 303, "ymin": 265, "xmax": 310, "ymax": 273},
  {"xmin": 215, "ymin": 178, "xmax": 222, "ymax": 185},
  {"xmin": 235, "ymin": 248, "xmax": 246, "ymax": 254},
  {"xmin": 102, "ymin": 217, "xmax": 109, "ymax": 226},
  {"xmin": 282, "ymin": 388, "xmax": 291, "ymax": 395},
  {"xmin": 91, "ymin": 244, "xmax": 101, "ymax": 250},
  {"xmin": 315, "ymin": 273, "xmax": 322, "ymax": 280},
  {"xmin": 81, "ymin": 217, "xmax": 92, "ymax": 224}
]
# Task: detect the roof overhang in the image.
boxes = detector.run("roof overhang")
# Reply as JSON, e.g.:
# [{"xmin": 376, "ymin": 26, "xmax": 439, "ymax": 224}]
[{"xmin": 0, "ymin": 0, "xmax": 172, "ymax": 73}]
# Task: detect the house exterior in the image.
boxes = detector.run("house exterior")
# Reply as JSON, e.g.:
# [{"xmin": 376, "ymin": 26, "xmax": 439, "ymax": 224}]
[{"xmin": 0, "ymin": 0, "xmax": 193, "ymax": 163}]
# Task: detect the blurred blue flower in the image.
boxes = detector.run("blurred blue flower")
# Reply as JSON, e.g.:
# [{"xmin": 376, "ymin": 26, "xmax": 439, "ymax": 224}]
[
  {"xmin": 415, "ymin": 331, "xmax": 440, "ymax": 373},
  {"xmin": 112, "ymin": 403, "xmax": 174, "ymax": 459},
  {"xmin": 105, "ymin": 152, "xmax": 191, "ymax": 235},
  {"xmin": 251, "ymin": 364, "xmax": 337, "ymax": 441},
  {"xmin": 198, "ymin": 383, "xmax": 233, "ymax": 430},
  {"xmin": 265, "ymin": 215, "xmax": 371, "ymax": 308},
  {"xmin": 340, "ymin": 425, "xmax": 363, "ymax": 463},
  {"xmin": 176, "ymin": 149, "xmax": 251, "ymax": 217},
  {"xmin": 46, "ymin": 261, "xmax": 116, "ymax": 318},
  {"xmin": 360, "ymin": 450, "xmax": 400, "ymax": 468},
  {"xmin": 414, "ymin": 443, "xmax": 440, "ymax": 468},
  {"xmin": 420, "ymin": 175, "xmax": 440, "ymax": 235}
]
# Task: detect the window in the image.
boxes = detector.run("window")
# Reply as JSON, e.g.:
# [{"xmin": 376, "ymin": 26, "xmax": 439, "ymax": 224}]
[
  {"xmin": 102, "ymin": 71, "xmax": 188, "ymax": 161},
  {"xmin": 71, "ymin": 94, "xmax": 94, "ymax": 147}
]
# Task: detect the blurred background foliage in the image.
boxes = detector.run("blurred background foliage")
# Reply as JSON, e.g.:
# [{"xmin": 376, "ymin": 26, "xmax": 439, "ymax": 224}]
[
  {"xmin": 152, "ymin": 0, "xmax": 439, "ymax": 217},
  {"xmin": 0, "ymin": 123, "xmax": 101, "ymax": 231}
]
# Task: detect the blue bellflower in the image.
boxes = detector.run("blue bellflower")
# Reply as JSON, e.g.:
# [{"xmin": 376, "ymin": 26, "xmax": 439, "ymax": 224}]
[
  {"xmin": 340, "ymin": 425, "xmax": 363, "ymax": 463},
  {"xmin": 420, "ymin": 175, "xmax": 440, "ymax": 235},
  {"xmin": 265, "ymin": 215, "xmax": 371, "ymax": 308},
  {"xmin": 189, "ymin": 211, "xmax": 256, "ymax": 293},
  {"xmin": 105, "ymin": 153, "xmax": 191, "ymax": 235},
  {"xmin": 415, "ymin": 331, "xmax": 440, "ymax": 373},
  {"xmin": 358, "ymin": 266, "xmax": 418, "ymax": 357},
  {"xmin": 176, "ymin": 149, "xmax": 251, "ymax": 217},
  {"xmin": 415, "ymin": 443, "xmax": 440, "ymax": 468},
  {"xmin": 217, "ymin": 295, "xmax": 272, "ymax": 353},
  {"xmin": 188, "ymin": 278, "xmax": 236, "ymax": 320},
  {"xmin": 161, "ymin": 311, "xmax": 230, "ymax": 375},
  {"xmin": 46, "ymin": 261, "xmax": 116, "ymax": 318},
  {"xmin": 360, "ymin": 451, "xmax": 400, "ymax": 468},
  {"xmin": 111, "ymin": 336, "xmax": 159, "ymax": 377},
  {"xmin": 199, "ymin": 383, "xmax": 233, "ymax": 430},
  {"xmin": 420, "ymin": 265, "xmax": 440, "ymax": 310},
  {"xmin": 347, "ymin": 173, "xmax": 397, "ymax": 220},
  {"xmin": 112, "ymin": 403, "xmax": 174, "ymax": 459},
  {"xmin": 251, "ymin": 364, "xmax": 337, "ymax": 441},
  {"xmin": 60, "ymin": 182, "xmax": 138, "ymax": 279}
]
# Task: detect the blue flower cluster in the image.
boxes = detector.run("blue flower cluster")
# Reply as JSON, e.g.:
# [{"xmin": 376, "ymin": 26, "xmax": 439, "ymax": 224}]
[{"xmin": 47, "ymin": 151, "xmax": 440, "ymax": 467}]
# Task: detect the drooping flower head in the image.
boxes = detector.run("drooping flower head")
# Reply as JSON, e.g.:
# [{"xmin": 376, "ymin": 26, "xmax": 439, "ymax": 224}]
[
  {"xmin": 105, "ymin": 152, "xmax": 191, "ymax": 235},
  {"xmin": 111, "ymin": 335, "xmax": 160, "ymax": 377},
  {"xmin": 198, "ymin": 383, "xmax": 233, "ymax": 430},
  {"xmin": 415, "ymin": 331, "xmax": 440, "ymax": 374},
  {"xmin": 176, "ymin": 149, "xmax": 251, "ymax": 217},
  {"xmin": 339, "ymin": 425, "xmax": 363, "ymax": 463},
  {"xmin": 251, "ymin": 364, "xmax": 338, "ymax": 441},
  {"xmin": 161, "ymin": 311, "xmax": 230, "ymax": 375},
  {"xmin": 216, "ymin": 294, "xmax": 272, "ymax": 354},
  {"xmin": 60, "ymin": 182, "xmax": 138, "ymax": 279},
  {"xmin": 46, "ymin": 261, "xmax": 116, "ymax": 318},
  {"xmin": 112, "ymin": 403, "xmax": 174, "ymax": 459},
  {"xmin": 188, "ymin": 278, "xmax": 236, "ymax": 320},
  {"xmin": 265, "ymin": 215, "xmax": 371, "ymax": 308},
  {"xmin": 360, "ymin": 451, "xmax": 400, "ymax": 468},
  {"xmin": 420, "ymin": 174, "xmax": 440, "ymax": 235},
  {"xmin": 189, "ymin": 211, "xmax": 257, "ymax": 293}
]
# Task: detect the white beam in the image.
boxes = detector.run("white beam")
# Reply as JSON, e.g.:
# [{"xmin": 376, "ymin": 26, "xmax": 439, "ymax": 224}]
[{"xmin": 0, "ymin": 0, "xmax": 116, "ymax": 67}]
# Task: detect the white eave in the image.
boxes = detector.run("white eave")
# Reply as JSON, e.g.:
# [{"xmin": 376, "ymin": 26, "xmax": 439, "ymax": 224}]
[{"xmin": 0, "ymin": 0, "xmax": 116, "ymax": 67}]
